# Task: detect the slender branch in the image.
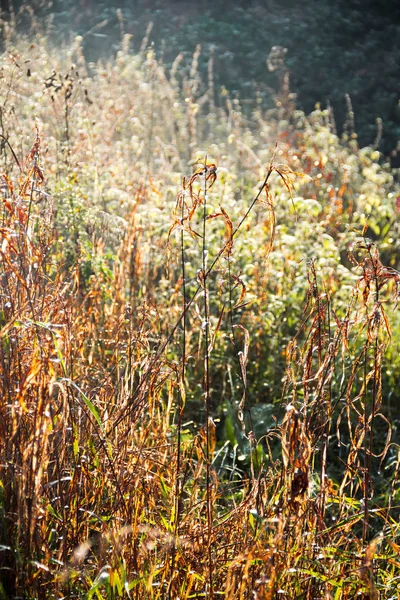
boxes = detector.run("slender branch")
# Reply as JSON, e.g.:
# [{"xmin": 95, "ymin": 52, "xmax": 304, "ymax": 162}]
[{"xmin": 202, "ymin": 164, "xmax": 213, "ymax": 599}]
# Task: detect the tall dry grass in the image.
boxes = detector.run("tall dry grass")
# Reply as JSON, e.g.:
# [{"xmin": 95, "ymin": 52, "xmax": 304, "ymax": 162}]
[{"xmin": 0, "ymin": 15, "xmax": 399, "ymax": 600}]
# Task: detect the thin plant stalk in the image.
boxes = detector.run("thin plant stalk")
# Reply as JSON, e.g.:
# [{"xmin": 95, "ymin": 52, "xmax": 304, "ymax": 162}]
[
  {"xmin": 202, "ymin": 165, "xmax": 213, "ymax": 598},
  {"xmin": 169, "ymin": 197, "xmax": 187, "ymax": 596},
  {"xmin": 363, "ymin": 244, "xmax": 381, "ymax": 541},
  {"xmin": 176, "ymin": 201, "xmax": 187, "ymax": 534}
]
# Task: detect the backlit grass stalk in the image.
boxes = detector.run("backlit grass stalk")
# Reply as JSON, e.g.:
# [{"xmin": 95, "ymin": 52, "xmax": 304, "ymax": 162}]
[
  {"xmin": 202, "ymin": 163, "xmax": 213, "ymax": 598},
  {"xmin": 363, "ymin": 243, "xmax": 384, "ymax": 542},
  {"xmin": 169, "ymin": 189, "xmax": 187, "ymax": 595}
]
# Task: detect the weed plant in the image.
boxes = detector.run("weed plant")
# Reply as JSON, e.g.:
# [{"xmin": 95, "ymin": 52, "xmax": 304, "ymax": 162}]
[{"xmin": 0, "ymin": 15, "xmax": 399, "ymax": 600}]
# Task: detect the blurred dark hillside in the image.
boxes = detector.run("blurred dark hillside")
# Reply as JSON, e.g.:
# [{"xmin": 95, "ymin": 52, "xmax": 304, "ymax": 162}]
[{"xmin": 1, "ymin": 0, "xmax": 400, "ymax": 159}]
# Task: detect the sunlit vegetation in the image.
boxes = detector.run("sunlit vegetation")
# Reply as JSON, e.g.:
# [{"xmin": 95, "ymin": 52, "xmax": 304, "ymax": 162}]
[
  {"xmin": 8, "ymin": 0, "xmax": 400, "ymax": 155},
  {"xmin": 0, "ymin": 9, "xmax": 399, "ymax": 599}
]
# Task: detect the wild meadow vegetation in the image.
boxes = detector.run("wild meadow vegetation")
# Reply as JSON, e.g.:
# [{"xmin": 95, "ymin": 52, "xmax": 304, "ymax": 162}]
[{"xmin": 0, "ymin": 8, "xmax": 400, "ymax": 600}]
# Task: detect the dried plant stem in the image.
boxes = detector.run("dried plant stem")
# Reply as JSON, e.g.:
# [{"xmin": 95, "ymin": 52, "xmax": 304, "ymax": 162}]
[
  {"xmin": 363, "ymin": 346, "xmax": 370, "ymax": 541},
  {"xmin": 363, "ymin": 246, "xmax": 381, "ymax": 541},
  {"xmin": 169, "ymin": 200, "xmax": 187, "ymax": 595},
  {"xmin": 202, "ymin": 166, "xmax": 213, "ymax": 598},
  {"xmin": 26, "ymin": 135, "xmax": 39, "ymax": 233},
  {"xmin": 176, "ymin": 203, "xmax": 187, "ymax": 533},
  {"xmin": 319, "ymin": 289, "xmax": 332, "ymax": 522}
]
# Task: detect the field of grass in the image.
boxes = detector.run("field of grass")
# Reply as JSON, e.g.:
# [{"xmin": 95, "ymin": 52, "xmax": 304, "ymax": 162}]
[{"xmin": 0, "ymin": 9, "xmax": 400, "ymax": 599}]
